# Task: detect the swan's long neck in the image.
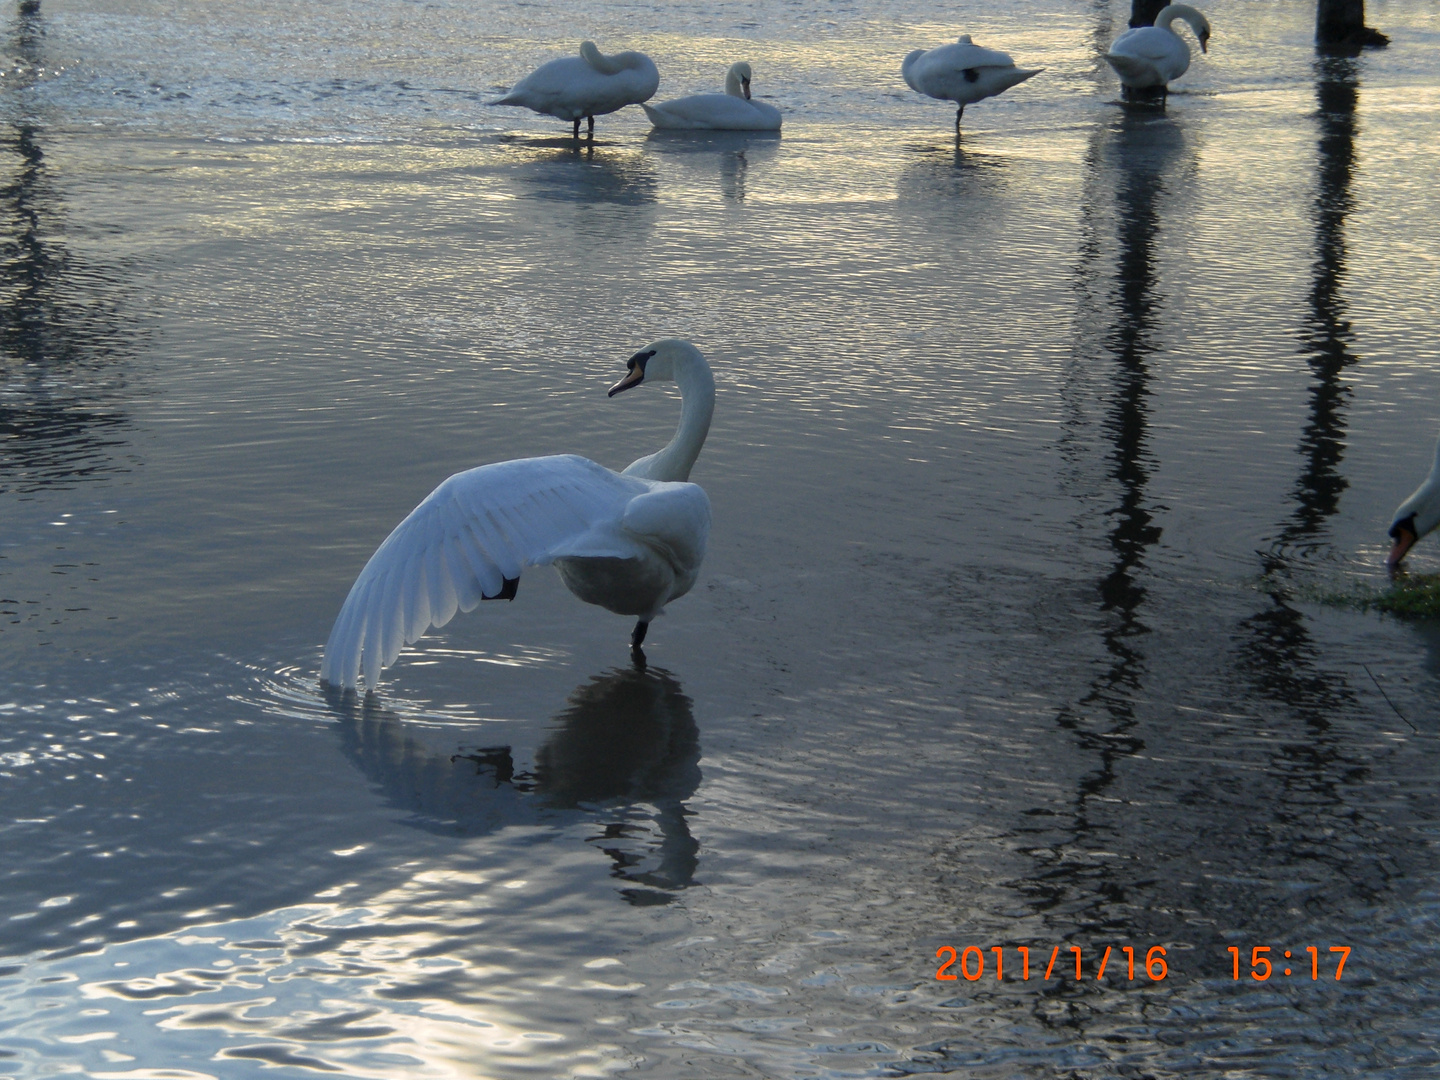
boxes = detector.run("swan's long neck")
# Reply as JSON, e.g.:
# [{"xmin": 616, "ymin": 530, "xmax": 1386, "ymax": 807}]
[
  {"xmin": 1156, "ymin": 4, "xmax": 1206, "ymax": 38},
  {"xmin": 624, "ymin": 360, "xmax": 715, "ymax": 483},
  {"xmin": 580, "ymin": 40, "xmax": 645, "ymax": 75},
  {"xmin": 724, "ymin": 65, "xmax": 748, "ymax": 98}
]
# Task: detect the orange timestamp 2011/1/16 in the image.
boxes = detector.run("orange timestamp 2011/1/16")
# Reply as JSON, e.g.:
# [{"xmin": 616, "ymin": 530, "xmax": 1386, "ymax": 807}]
[
  {"xmin": 935, "ymin": 944, "xmax": 1355, "ymax": 983},
  {"xmin": 935, "ymin": 944, "xmax": 1169, "ymax": 983}
]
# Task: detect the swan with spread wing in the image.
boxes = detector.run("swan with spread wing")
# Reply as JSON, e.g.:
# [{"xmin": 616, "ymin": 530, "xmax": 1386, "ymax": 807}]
[{"xmin": 321, "ymin": 339, "xmax": 714, "ymax": 690}]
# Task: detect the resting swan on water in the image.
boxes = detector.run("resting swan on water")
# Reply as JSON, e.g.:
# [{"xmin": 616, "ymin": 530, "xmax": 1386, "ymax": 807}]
[
  {"xmin": 487, "ymin": 40, "xmax": 660, "ymax": 138},
  {"xmin": 643, "ymin": 62, "xmax": 782, "ymax": 131},
  {"xmin": 1388, "ymin": 435, "xmax": 1440, "ymax": 568},
  {"xmin": 902, "ymin": 35, "xmax": 1041, "ymax": 133},
  {"xmin": 1104, "ymin": 5, "xmax": 1211, "ymax": 97},
  {"xmin": 321, "ymin": 340, "xmax": 714, "ymax": 690}
]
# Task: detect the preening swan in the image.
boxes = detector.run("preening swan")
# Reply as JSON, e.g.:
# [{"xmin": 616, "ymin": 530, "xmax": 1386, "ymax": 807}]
[
  {"xmin": 321, "ymin": 340, "xmax": 715, "ymax": 690},
  {"xmin": 643, "ymin": 62, "xmax": 782, "ymax": 131},
  {"xmin": 488, "ymin": 40, "xmax": 660, "ymax": 138},
  {"xmin": 1387, "ymin": 435, "xmax": 1440, "ymax": 567},
  {"xmin": 1105, "ymin": 5, "xmax": 1211, "ymax": 96},
  {"xmin": 902, "ymin": 35, "xmax": 1041, "ymax": 133}
]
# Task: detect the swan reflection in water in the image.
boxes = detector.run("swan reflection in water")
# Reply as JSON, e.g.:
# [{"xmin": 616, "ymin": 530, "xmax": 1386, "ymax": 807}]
[
  {"xmin": 644, "ymin": 129, "xmax": 780, "ymax": 203},
  {"xmin": 499, "ymin": 135, "xmax": 659, "ymax": 207},
  {"xmin": 327, "ymin": 660, "xmax": 700, "ymax": 905}
]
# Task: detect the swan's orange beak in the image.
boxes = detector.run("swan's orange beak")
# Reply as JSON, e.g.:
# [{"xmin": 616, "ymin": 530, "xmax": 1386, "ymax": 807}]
[
  {"xmin": 608, "ymin": 365, "xmax": 645, "ymax": 397},
  {"xmin": 1388, "ymin": 522, "xmax": 1417, "ymax": 569}
]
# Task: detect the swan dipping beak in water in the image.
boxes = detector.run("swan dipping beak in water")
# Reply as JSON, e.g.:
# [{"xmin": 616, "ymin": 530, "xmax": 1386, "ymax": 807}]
[
  {"xmin": 321, "ymin": 339, "xmax": 715, "ymax": 691},
  {"xmin": 1387, "ymin": 434, "xmax": 1440, "ymax": 568},
  {"xmin": 1104, "ymin": 4, "xmax": 1211, "ymax": 99}
]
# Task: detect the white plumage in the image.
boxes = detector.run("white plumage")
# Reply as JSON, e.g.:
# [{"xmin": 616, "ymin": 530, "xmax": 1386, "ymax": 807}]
[
  {"xmin": 902, "ymin": 35, "xmax": 1041, "ymax": 131},
  {"xmin": 487, "ymin": 40, "xmax": 660, "ymax": 138},
  {"xmin": 1105, "ymin": 4, "xmax": 1211, "ymax": 93},
  {"xmin": 322, "ymin": 339, "xmax": 715, "ymax": 690},
  {"xmin": 643, "ymin": 62, "xmax": 782, "ymax": 131}
]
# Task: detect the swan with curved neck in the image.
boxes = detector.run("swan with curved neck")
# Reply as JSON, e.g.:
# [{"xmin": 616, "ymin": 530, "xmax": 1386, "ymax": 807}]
[
  {"xmin": 321, "ymin": 340, "xmax": 715, "ymax": 690},
  {"xmin": 1388, "ymin": 435, "xmax": 1440, "ymax": 567},
  {"xmin": 901, "ymin": 35, "xmax": 1041, "ymax": 133},
  {"xmin": 643, "ymin": 62, "xmax": 783, "ymax": 131},
  {"xmin": 1105, "ymin": 5, "xmax": 1211, "ymax": 96},
  {"xmin": 488, "ymin": 40, "xmax": 660, "ymax": 139}
]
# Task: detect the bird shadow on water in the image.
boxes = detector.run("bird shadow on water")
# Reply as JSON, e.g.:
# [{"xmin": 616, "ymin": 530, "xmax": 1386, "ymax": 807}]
[{"xmin": 324, "ymin": 658, "xmax": 700, "ymax": 906}]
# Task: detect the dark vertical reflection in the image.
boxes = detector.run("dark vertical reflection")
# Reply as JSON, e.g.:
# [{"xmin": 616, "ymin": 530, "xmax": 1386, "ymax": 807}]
[
  {"xmin": 1027, "ymin": 111, "xmax": 1180, "ymax": 936},
  {"xmin": 1267, "ymin": 56, "xmax": 1361, "ymax": 565},
  {"xmin": 334, "ymin": 663, "xmax": 701, "ymax": 905},
  {"xmin": 1233, "ymin": 56, "xmax": 1370, "ymax": 882},
  {"xmin": 0, "ymin": 5, "xmax": 137, "ymax": 495},
  {"xmin": 1244, "ymin": 56, "xmax": 1362, "ymax": 706}
]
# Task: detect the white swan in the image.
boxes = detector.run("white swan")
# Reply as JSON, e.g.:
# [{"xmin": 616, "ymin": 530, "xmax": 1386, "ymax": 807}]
[
  {"xmin": 321, "ymin": 340, "xmax": 715, "ymax": 690},
  {"xmin": 487, "ymin": 40, "xmax": 660, "ymax": 138},
  {"xmin": 902, "ymin": 36, "xmax": 1041, "ymax": 133},
  {"xmin": 1388, "ymin": 435, "xmax": 1440, "ymax": 567},
  {"xmin": 642, "ymin": 62, "xmax": 782, "ymax": 131},
  {"xmin": 1104, "ymin": 5, "xmax": 1211, "ymax": 95}
]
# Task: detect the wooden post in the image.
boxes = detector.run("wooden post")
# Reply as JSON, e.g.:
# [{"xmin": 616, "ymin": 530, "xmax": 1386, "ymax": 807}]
[
  {"xmin": 1128, "ymin": 0, "xmax": 1167, "ymax": 28},
  {"xmin": 1315, "ymin": 0, "xmax": 1388, "ymax": 51}
]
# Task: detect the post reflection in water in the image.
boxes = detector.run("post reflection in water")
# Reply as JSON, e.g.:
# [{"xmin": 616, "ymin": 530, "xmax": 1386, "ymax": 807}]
[
  {"xmin": 329, "ymin": 660, "xmax": 701, "ymax": 906},
  {"xmin": 1241, "ymin": 57, "xmax": 1364, "ymax": 714},
  {"xmin": 0, "ymin": 4, "xmax": 134, "ymax": 495},
  {"xmin": 1231, "ymin": 56, "xmax": 1369, "ymax": 869},
  {"xmin": 1023, "ymin": 109, "xmax": 1182, "ymax": 931}
]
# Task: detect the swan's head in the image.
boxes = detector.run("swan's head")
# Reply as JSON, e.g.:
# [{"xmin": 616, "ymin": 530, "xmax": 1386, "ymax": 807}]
[
  {"xmin": 607, "ymin": 339, "xmax": 705, "ymax": 396},
  {"xmin": 1388, "ymin": 436, "xmax": 1440, "ymax": 568},
  {"xmin": 726, "ymin": 62, "xmax": 753, "ymax": 100}
]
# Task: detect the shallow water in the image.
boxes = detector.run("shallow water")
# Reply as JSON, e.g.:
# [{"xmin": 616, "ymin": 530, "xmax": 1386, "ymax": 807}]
[{"xmin": 3, "ymin": 0, "xmax": 1440, "ymax": 1076}]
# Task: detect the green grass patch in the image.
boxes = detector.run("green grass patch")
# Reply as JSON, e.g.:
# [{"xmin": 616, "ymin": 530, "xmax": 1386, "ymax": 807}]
[{"xmin": 1308, "ymin": 573, "xmax": 1440, "ymax": 618}]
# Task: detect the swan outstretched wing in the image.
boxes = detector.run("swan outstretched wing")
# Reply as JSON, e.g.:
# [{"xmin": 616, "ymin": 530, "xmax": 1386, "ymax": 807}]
[{"xmin": 322, "ymin": 455, "xmax": 647, "ymax": 689}]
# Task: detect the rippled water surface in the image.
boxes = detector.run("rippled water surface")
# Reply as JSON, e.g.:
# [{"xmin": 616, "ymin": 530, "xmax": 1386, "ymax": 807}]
[{"xmin": 3, "ymin": 0, "xmax": 1440, "ymax": 1075}]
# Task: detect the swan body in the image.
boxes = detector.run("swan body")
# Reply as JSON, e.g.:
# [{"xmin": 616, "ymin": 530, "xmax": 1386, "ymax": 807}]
[
  {"xmin": 1387, "ymin": 435, "xmax": 1440, "ymax": 567},
  {"xmin": 643, "ymin": 62, "xmax": 782, "ymax": 131},
  {"xmin": 488, "ymin": 40, "xmax": 660, "ymax": 137},
  {"xmin": 321, "ymin": 340, "xmax": 715, "ymax": 690},
  {"xmin": 902, "ymin": 36, "xmax": 1040, "ymax": 130},
  {"xmin": 1105, "ymin": 5, "xmax": 1211, "ymax": 91}
]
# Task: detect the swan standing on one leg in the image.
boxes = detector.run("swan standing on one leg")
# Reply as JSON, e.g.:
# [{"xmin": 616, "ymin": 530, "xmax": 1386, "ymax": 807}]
[
  {"xmin": 1104, "ymin": 5, "xmax": 1211, "ymax": 101},
  {"xmin": 487, "ymin": 40, "xmax": 660, "ymax": 139},
  {"xmin": 643, "ymin": 62, "xmax": 782, "ymax": 131},
  {"xmin": 901, "ymin": 35, "xmax": 1041, "ymax": 135},
  {"xmin": 1387, "ymin": 435, "xmax": 1440, "ymax": 568},
  {"xmin": 321, "ymin": 340, "xmax": 715, "ymax": 690}
]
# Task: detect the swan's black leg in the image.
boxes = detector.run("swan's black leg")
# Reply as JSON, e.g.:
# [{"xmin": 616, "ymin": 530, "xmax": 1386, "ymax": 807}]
[
  {"xmin": 586, "ymin": 114, "xmax": 595, "ymax": 138},
  {"xmin": 954, "ymin": 104, "xmax": 964, "ymax": 136},
  {"xmin": 572, "ymin": 117, "xmax": 581, "ymax": 139},
  {"xmin": 631, "ymin": 620, "xmax": 649, "ymax": 648}
]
